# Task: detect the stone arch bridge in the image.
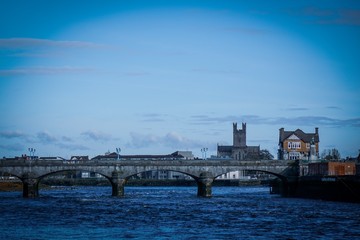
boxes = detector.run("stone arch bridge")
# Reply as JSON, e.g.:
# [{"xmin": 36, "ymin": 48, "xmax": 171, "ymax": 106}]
[{"xmin": 0, "ymin": 159, "xmax": 296, "ymax": 198}]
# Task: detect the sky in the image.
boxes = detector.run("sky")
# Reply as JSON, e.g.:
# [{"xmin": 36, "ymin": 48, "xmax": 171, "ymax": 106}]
[{"xmin": 0, "ymin": 0, "xmax": 359, "ymax": 159}]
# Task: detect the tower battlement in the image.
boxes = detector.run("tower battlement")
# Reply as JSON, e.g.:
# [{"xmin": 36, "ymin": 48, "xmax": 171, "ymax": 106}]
[{"xmin": 233, "ymin": 122, "xmax": 246, "ymax": 147}]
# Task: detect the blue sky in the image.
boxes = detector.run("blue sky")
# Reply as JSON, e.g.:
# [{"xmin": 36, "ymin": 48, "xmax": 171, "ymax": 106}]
[{"xmin": 1, "ymin": 0, "xmax": 359, "ymax": 159}]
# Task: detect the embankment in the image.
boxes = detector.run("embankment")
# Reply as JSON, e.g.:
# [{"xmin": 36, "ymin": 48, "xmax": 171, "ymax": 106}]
[{"xmin": 0, "ymin": 182, "xmax": 22, "ymax": 191}]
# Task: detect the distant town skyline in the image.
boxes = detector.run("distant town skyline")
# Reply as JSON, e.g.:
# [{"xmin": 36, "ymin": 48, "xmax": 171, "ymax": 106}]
[{"xmin": 1, "ymin": 1, "xmax": 359, "ymax": 159}]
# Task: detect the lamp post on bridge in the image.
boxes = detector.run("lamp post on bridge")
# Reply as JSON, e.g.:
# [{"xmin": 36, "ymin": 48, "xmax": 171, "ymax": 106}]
[
  {"xmin": 116, "ymin": 147, "xmax": 121, "ymax": 160},
  {"xmin": 201, "ymin": 147, "xmax": 208, "ymax": 160}
]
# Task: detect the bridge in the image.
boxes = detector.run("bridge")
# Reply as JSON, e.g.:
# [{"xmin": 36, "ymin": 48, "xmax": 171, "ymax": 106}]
[{"xmin": 0, "ymin": 159, "xmax": 296, "ymax": 198}]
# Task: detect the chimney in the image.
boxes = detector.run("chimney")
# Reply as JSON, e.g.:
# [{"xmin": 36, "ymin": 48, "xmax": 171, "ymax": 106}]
[
  {"xmin": 279, "ymin": 128, "xmax": 284, "ymax": 143},
  {"xmin": 315, "ymin": 127, "xmax": 319, "ymax": 135},
  {"xmin": 279, "ymin": 128, "xmax": 284, "ymax": 135}
]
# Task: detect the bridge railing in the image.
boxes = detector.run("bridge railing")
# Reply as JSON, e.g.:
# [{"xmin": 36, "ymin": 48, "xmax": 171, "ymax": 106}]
[{"xmin": 1, "ymin": 158, "xmax": 294, "ymax": 167}]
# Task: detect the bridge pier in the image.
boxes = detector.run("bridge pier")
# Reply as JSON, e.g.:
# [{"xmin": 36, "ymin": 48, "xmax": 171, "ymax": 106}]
[
  {"xmin": 22, "ymin": 175, "xmax": 39, "ymax": 198},
  {"xmin": 111, "ymin": 172, "xmax": 126, "ymax": 197},
  {"xmin": 196, "ymin": 172, "xmax": 214, "ymax": 197},
  {"xmin": 281, "ymin": 177, "xmax": 299, "ymax": 197}
]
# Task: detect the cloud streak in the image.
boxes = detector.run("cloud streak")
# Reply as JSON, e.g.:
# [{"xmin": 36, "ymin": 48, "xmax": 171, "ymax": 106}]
[
  {"xmin": 326, "ymin": 106, "xmax": 342, "ymax": 110},
  {"xmin": 0, "ymin": 130, "xmax": 28, "ymax": 139},
  {"xmin": 285, "ymin": 107, "xmax": 309, "ymax": 111},
  {"xmin": 286, "ymin": 7, "xmax": 360, "ymax": 26},
  {"xmin": 0, "ymin": 38, "xmax": 106, "ymax": 49},
  {"xmin": 0, "ymin": 143, "xmax": 25, "ymax": 152},
  {"xmin": 56, "ymin": 143, "xmax": 89, "ymax": 151},
  {"xmin": 223, "ymin": 27, "xmax": 269, "ymax": 35},
  {"xmin": 140, "ymin": 113, "xmax": 167, "ymax": 122},
  {"xmin": 0, "ymin": 67, "xmax": 96, "ymax": 76},
  {"xmin": 191, "ymin": 115, "xmax": 360, "ymax": 128},
  {"xmin": 191, "ymin": 68, "xmax": 242, "ymax": 75}
]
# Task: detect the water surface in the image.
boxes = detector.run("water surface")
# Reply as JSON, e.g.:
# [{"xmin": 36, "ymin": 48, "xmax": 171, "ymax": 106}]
[{"xmin": 1, "ymin": 186, "xmax": 359, "ymax": 239}]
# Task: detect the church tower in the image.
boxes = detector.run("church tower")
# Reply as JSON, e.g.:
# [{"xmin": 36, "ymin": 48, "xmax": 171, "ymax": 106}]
[{"xmin": 233, "ymin": 122, "xmax": 246, "ymax": 147}]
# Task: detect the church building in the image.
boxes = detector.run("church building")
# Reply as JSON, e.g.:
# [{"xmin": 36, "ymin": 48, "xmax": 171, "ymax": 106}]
[{"xmin": 217, "ymin": 123, "xmax": 260, "ymax": 160}]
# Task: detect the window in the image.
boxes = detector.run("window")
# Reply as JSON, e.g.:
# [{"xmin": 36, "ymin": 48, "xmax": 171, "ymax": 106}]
[
  {"xmin": 287, "ymin": 141, "xmax": 301, "ymax": 149},
  {"xmin": 289, "ymin": 152, "xmax": 300, "ymax": 160}
]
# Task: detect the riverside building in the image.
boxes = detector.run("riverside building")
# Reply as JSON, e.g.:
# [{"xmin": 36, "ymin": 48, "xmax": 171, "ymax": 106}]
[{"xmin": 278, "ymin": 127, "xmax": 319, "ymax": 161}]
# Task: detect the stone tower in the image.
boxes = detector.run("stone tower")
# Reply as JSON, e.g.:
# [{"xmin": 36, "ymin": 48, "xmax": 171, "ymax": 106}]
[{"xmin": 233, "ymin": 122, "xmax": 246, "ymax": 147}]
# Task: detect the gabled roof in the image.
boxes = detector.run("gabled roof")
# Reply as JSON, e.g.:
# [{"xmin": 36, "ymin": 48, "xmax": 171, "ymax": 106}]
[{"xmin": 280, "ymin": 128, "xmax": 319, "ymax": 143}]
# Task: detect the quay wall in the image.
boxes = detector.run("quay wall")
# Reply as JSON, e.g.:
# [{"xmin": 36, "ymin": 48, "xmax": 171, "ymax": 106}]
[
  {"xmin": 294, "ymin": 175, "xmax": 360, "ymax": 203},
  {"xmin": 271, "ymin": 175, "xmax": 360, "ymax": 203}
]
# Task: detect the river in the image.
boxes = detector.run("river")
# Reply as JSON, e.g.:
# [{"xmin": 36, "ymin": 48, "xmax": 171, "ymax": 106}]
[{"xmin": 1, "ymin": 186, "xmax": 359, "ymax": 239}]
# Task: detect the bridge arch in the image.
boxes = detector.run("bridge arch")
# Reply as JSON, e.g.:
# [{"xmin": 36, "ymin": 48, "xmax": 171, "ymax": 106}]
[
  {"xmin": 113, "ymin": 169, "xmax": 206, "ymax": 197},
  {"xmin": 0, "ymin": 171, "xmax": 23, "ymax": 193},
  {"xmin": 116, "ymin": 167, "xmax": 217, "ymax": 197},
  {"xmin": 0, "ymin": 170, "xmax": 22, "ymax": 180},
  {"xmin": 214, "ymin": 169, "xmax": 287, "ymax": 182},
  {"xmin": 36, "ymin": 169, "xmax": 114, "ymax": 197},
  {"xmin": 125, "ymin": 169, "xmax": 198, "ymax": 181},
  {"xmin": 38, "ymin": 169, "xmax": 111, "ymax": 181}
]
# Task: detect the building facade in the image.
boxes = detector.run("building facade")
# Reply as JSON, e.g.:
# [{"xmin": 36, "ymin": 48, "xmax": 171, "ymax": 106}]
[
  {"xmin": 308, "ymin": 162, "xmax": 356, "ymax": 176},
  {"xmin": 217, "ymin": 123, "xmax": 260, "ymax": 160},
  {"xmin": 91, "ymin": 151, "xmax": 194, "ymax": 180},
  {"xmin": 278, "ymin": 127, "xmax": 319, "ymax": 160}
]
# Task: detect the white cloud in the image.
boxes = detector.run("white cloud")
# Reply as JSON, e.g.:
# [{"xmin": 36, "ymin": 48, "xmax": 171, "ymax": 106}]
[
  {"xmin": 0, "ymin": 130, "xmax": 92, "ymax": 154},
  {"xmin": 127, "ymin": 131, "xmax": 205, "ymax": 150},
  {"xmin": 127, "ymin": 132, "xmax": 159, "ymax": 148},
  {"xmin": 61, "ymin": 136, "xmax": 73, "ymax": 142},
  {"xmin": 81, "ymin": 130, "xmax": 113, "ymax": 142},
  {"xmin": 163, "ymin": 132, "xmax": 202, "ymax": 149},
  {"xmin": 37, "ymin": 131, "xmax": 58, "ymax": 144}
]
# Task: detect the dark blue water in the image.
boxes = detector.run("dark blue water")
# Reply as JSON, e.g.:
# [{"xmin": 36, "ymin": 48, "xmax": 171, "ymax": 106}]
[{"xmin": 1, "ymin": 186, "xmax": 359, "ymax": 239}]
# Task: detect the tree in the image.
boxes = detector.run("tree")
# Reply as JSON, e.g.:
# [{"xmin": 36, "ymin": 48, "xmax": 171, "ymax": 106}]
[
  {"xmin": 321, "ymin": 148, "xmax": 341, "ymax": 161},
  {"xmin": 259, "ymin": 149, "xmax": 274, "ymax": 160}
]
